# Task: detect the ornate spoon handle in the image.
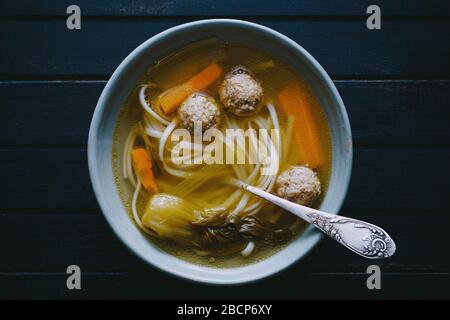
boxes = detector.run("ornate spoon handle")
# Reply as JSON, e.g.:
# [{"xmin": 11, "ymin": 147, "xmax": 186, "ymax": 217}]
[{"xmin": 241, "ymin": 183, "xmax": 396, "ymax": 259}]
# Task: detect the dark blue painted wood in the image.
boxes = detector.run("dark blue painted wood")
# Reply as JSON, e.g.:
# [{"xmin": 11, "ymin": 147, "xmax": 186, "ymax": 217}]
[
  {"xmin": 1, "ymin": 1, "xmax": 450, "ymax": 300},
  {"xmin": 1, "ymin": 80, "xmax": 449, "ymax": 146},
  {"xmin": 0, "ymin": 213, "xmax": 446, "ymax": 275},
  {"xmin": 0, "ymin": 20, "xmax": 449, "ymax": 76},
  {"xmin": 1, "ymin": 148, "xmax": 448, "ymax": 211},
  {"xmin": 1, "ymin": 272, "xmax": 449, "ymax": 299},
  {"xmin": 0, "ymin": 81, "xmax": 100, "ymax": 145},
  {"xmin": 1, "ymin": 0, "xmax": 449, "ymax": 17},
  {"xmin": 0, "ymin": 211, "xmax": 448, "ymax": 299}
]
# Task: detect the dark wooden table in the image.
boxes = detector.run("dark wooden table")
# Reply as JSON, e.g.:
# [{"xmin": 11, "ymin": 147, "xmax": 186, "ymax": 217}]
[{"xmin": 1, "ymin": 1, "xmax": 449, "ymax": 299}]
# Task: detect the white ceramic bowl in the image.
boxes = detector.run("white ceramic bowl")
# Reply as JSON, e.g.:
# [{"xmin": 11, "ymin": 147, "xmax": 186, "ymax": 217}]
[{"xmin": 88, "ymin": 19, "xmax": 352, "ymax": 284}]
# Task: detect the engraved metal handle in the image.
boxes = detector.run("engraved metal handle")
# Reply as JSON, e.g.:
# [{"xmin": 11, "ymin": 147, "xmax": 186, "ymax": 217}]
[{"xmin": 240, "ymin": 182, "xmax": 396, "ymax": 259}]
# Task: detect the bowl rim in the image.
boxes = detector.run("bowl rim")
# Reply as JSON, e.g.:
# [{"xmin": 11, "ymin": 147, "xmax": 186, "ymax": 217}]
[{"xmin": 88, "ymin": 18, "xmax": 353, "ymax": 284}]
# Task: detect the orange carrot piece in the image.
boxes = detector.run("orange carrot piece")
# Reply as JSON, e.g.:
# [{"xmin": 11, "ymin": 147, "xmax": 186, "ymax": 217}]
[
  {"xmin": 158, "ymin": 63, "xmax": 223, "ymax": 114},
  {"xmin": 278, "ymin": 81, "xmax": 325, "ymax": 169},
  {"xmin": 131, "ymin": 148, "xmax": 158, "ymax": 193}
]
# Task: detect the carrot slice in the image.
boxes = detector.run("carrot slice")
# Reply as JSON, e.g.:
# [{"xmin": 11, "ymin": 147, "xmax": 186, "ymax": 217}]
[
  {"xmin": 158, "ymin": 63, "xmax": 223, "ymax": 114},
  {"xmin": 278, "ymin": 81, "xmax": 325, "ymax": 168},
  {"xmin": 131, "ymin": 148, "xmax": 158, "ymax": 193}
]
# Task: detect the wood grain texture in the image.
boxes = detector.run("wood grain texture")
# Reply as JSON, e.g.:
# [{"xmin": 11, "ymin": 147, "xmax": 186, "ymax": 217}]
[
  {"xmin": 0, "ymin": 20, "xmax": 449, "ymax": 76},
  {"xmin": 1, "ymin": 148, "xmax": 449, "ymax": 211},
  {"xmin": 1, "ymin": 80, "xmax": 449, "ymax": 146},
  {"xmin": 1, "ymin": 0, "xmax": 449, "ymax": 17},
  {"xmin": 0, "ymin": 213, "xmax": 448, "ymax": 299},
  {"xmin": 0, "ymin": 213, "xmax": 447, "ymax": 274},
  {"xmin": 1, "ymin": 272, "xmax": 449, "ymax": 299},
  {"xmin": 1, "ymin": 1, "xmax": 450, "ymax": 299}
]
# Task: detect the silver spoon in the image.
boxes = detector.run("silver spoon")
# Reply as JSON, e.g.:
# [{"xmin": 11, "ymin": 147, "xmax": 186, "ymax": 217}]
[{"xmin": 232, "ymin": 179, "xmax": 396, "ymax": 259}]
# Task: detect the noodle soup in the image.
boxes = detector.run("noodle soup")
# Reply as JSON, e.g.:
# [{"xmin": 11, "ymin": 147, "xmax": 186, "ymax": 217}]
[{"xmin": 113, "ymin": 39, "xmax": 331, "ymax": 267}]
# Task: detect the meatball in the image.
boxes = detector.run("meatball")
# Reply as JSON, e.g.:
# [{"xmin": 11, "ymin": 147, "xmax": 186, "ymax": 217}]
[
  {"xmin": 178, "ymin": 93, "xmax": 221, "ymax": 133},
  {"xmin": 219, "ymin": 66, "xmax": 263, "ymax": 117},
  {"xmin": 275, "ymin": 165, "xmax": 321, "ymax": 207}
]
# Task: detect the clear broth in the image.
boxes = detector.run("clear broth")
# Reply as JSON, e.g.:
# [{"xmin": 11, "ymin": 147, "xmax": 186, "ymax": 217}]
[{"xmin": 112, "ymin": 39, "xmax": 332, "ymax": 268}]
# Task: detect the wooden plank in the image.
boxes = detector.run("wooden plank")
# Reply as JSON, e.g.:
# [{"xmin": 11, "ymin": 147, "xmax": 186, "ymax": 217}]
[
  {"xmin": 339, "ymin": 80, "xmax": 450, "ymax": 146},
  {"xmin": 1, "ymin": 272, "xmax": 449, "ymax": 299},
  {"xmin": 1, "ymin": 0, "xmax": 448, "ymax": 17},
  {"xmin": 1, "ymin": 80, "xmax": 449, "ymax": 146},
  {"xmin": 0, "ymin": 81, "xmax": 100, "ymax": 145},
  {"xmin": 0, "ymin": 213, "xmax": 447, "ymax": 275},
  {"xmin": 0, "ymin": 148, "xmax": 449, "ymax": 211},
  {"xmin": 0, "ymin": 20, "xmax": 449, "ymax": 76}
]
